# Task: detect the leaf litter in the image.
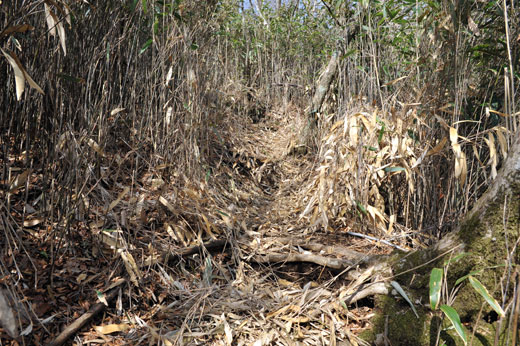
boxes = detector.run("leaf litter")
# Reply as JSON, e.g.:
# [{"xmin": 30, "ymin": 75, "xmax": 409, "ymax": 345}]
[{"xmin": 1, "ymin": 100, "xmax": 492, "ymax": 345}]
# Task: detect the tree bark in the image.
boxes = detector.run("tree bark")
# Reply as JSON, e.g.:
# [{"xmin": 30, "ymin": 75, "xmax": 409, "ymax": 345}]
[
  {"xmin": 294, "ymin": 50, "xmax": 339, "ymax": 154},
  {"xmin": 365, "ymin": 133, "xmax": 520, "ymax": 345}
]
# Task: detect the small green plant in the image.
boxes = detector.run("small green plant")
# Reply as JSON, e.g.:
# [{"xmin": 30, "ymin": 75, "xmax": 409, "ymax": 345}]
[{"xmin": 428, "ymin": 255, "xmax": 505, "ymax": 345}]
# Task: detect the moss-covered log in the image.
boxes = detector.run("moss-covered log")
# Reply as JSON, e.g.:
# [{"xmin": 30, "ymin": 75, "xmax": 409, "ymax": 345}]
[{"xmin": 364, "ymin": 134, "xmax": 520, "ymax": 345}]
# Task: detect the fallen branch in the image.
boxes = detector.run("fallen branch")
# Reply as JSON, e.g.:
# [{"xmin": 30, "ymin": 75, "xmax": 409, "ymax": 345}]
[
  {"xmin": 344, "ymin": 282, "xmax": 389, "ymax": 305},
  {"xmin": 252, "ymin": 252, "xmax": 355, "ymax": 270},
  {"xmin": 266, "ymin": 236, "xmax": 370, "ymax": 262},
  {"xmin": 346, "ymin": 231, "xmax": 408, "ymax": 252},
  {"xmin": 48, "ymin": 278, "xmax": 126, "ymax": 346},
  {"xmin": 144, "ymin": 239, "xmax": 229, "ymax": 267}
]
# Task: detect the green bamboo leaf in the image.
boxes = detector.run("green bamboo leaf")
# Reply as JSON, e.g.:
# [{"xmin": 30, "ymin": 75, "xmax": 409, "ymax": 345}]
[
  {"xmin": 391, "ymin": 281, "xmax": 419, "ymax": 318},
  {"xmin": 429, "ymin": 268, "xmax": 443, "ymax": 310},
  {"xmin": 454, "ymin": 270, "xmax": 481, "ymax": 286},
  {"xmin": 139, "ymin": 38, "xmax": 153, "ymax": 55},
  {"xmin": 468, "ymin": 276, "xmax": 505, "ymax": 317},
  {"xmin": 96, "ymin": 290, "xmax": 108, "ymax": 306},
  {"xmin": 378, "ymin": 122, "xmax": 386, "ymax": 144},
  {"xmin": 443, "ymin": 252, "xmax": 469, "ymax": 266},
  {"xmin": 440, "ymin": 305, "xmax": 467, "ymax": 344},
  {"xmin": 356, "ymin": 201, "xmax": 367, "ymax": 216}
]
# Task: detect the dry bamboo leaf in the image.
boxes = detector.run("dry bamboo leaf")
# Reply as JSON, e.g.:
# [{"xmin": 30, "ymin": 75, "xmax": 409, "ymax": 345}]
[
  {"xmin": 280, "ymin": 315, "xmax": 310, "ymax": 323},
  {"xmin": 110, "ymin": 107, "xmax": 126, "ymax": 116},
  {"xmin": 330, "ymin": 119, "xmax": 344, "ymax": 133},
  {"xmin": 158, "ymin": 196, "xmax": 176, "ymax": 214},
  {"xmin": 219, "ymin": 212, "xmax": 233, "ymax": 229},
  {"xmin": 453, "ymin": 143, "xmax": 462, "ymax": 177},
  {"xmin": 252, "ymin": 331, "xmax": 276, "ymax": 346},
  {"xmin": 0, "ymin": 289, "xmax": 18, "ymax": 338},
  {"xmin": 484, "ymin": 134, "xmax": 497, "ymax": 179},
  {"xmin": 366, "ymin": 205, "xmax": 386, "ymax": 224},
  {"xmin": 358, "ymin": 112, "xmax": 372, "ymax": 132},
  {"xmin": 494, "ymin": 127, "xmax": 508, "ymax": 159},
  {"xmin": 2, "ymin": 48, "xmax": 26, "ymax": 100},
  {"xmin": 383, "ymin": 75, "xmax": 408, "ymax": 86},
  {"xmin": 44, "ymin": 3, "xmax": 56, "ymax": 36},
  {"xmin": 449, "ymin": 127, "xmax": 458, "ymax": 145},
  {"xmin": 329, "ymin": 317, "xmax": 337, "ymax": 346},
  {"xmin": 388, "ymin": 214, "xmax": 396, "ymax": 234},
  {"xmin": 488, "ymin": 109, "xmax": 510, "ymax": 117},
  {"xmin": 165, "ymin": 66, "xmax": 173, "ymax": 86},
  {"xmin": 459, "ymin": 151, "xmax": 467, "ymax": 186},
  {"xmin": 87, "ymin": 138, "xmax": 106, "ymax": 157},
  {"xmin": 201, "ymin": 214, "xmax": 217, "ymax": 238},
  {"xmin": 390, "ymin": 136, "xmax": 399, "ymax": 157},
  {"xmin": 62, "ymin": 2, "xmax": 72, "ymax": 25},
  {"xmin": 404, "ymin": 162, "xmax": 415, "ymax": 194},
  {"xmin": 76, "ymin": 273, "xmax": 87, "ymax": 283},
  {"xmin": 266, "ymin": 304, "xmax": 300, "ymax": 319},
  {"xmin": 164, "ymin": 223, "xmax": 180, "ymax": 243},
  {"xmin": 135, "ymin": 194, "xmax": 146, "ymax": 223},
  {"xmin": 0, "ymin": 24, "xmax": 34, "ymax": 38},
  {"xmin": 165, "ymin": 106, "xmax": 173, "ymax": 127},
  {"xmin": 23, "ymin": 218, "xmax": 43, "ymax": 227},
  {"xmin": 9, "ymin": 169, "xmax": 31, "ymax": 192},
  {"xmin": 222, "ymin": 314, "xmax": 233, "ymax": 345},
  {"xmin": 107, "ymin": 187, "xmax": 129, "ymax": 212},
  {"xmin": 300, "ymin": 195, "xmax": 317, "ymax": 218},
  {"xmin": 98, "ymin": 230, "xmax": 127, "ymax": 250},
  {"xmin": 94, "ymin": 323, "xmax": 129, "ymax": 335},
  {"xmin": 119, "ymin": 250, "xmax": 141, "ymax": 286},
  {"xmin": 174, "ymin": 224, "xmax": 189, "ymax": 246},
  {"xmin": 427, "ymin": 137, "xmax": 447, "ymax": 156},
  {"xmin": 56, "ymin": 17, "xmax": 66, "ymax": 55}
]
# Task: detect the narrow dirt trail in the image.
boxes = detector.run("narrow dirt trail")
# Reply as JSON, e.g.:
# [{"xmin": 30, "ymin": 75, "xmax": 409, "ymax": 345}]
[
  {"xmin": 223, "ymin": 104, "xmax": 311, "ymax": 236},
  {"xmin": 34, "ymin": 103, "xmax": 381, "ymax": 346}
]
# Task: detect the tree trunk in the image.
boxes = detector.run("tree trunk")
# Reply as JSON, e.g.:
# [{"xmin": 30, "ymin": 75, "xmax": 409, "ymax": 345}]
[
  {"xmin": 364, "ymin": 133, "xmax": 520, "ymax": 345},
  {"xmin": 294, "ymin": 50, "xmax": 339, "ymax": 154}
]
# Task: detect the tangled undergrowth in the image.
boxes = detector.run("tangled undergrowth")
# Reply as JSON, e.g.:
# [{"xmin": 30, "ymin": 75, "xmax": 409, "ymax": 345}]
[{"xmin": 1, "ymin": 99, "xmax": 431, "ymax": 345}]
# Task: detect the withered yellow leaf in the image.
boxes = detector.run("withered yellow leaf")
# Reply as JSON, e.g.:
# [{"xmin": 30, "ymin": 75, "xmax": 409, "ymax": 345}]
[
  {"xmin": 107, "ymin": 187, "xmax": 130, "ymax": 212},
  {"xmin": 120, "ymin": 250, "xmax": 141, "ymax": 286},
  {"xmin": 94, "ymin": 323, "xmax": 129, "ymax": 334},
  {"xmin": 427, "ymin": 137, "xmax": 447, "ymax": 156},
  {"xmin": 449, "ymin": 127, "xmax": 458, "ymax": 145}
]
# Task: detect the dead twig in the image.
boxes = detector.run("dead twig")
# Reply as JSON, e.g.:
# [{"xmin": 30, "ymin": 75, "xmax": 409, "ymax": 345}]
[
  {"xmin": 48, "ymin": 279, "xmax": 126, "ymax": 346},
  {"xmin": 144, "ymin": 239, "xmax": 230, "ymax": 267},
  {"xmin": 252, "ymin": 252, "xmax": 355, "ymax": 270}
]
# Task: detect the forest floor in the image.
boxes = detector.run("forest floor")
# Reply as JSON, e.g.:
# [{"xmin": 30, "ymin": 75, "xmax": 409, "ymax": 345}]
[{"xmin": 2, "ymin": 102, "xmax": 402, "ymax": 345}]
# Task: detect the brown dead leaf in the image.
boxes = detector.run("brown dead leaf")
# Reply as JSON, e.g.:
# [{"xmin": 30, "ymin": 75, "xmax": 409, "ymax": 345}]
[
  {"xmin": 107, "ymin": 187, "xmax": 130, "ymax": 212},
  {"xmin": 427, "ymin": 137, "xmax": 447, "ymax": 156},
  {"xmin": 159, "ymin": 196, "xmax": 176, "ymax": 214},
  {"xmin": 76, "ymin": 273, "xmax": 87, "ymax": 283},
  {"xmin": 9, "ymin": 169, "xmax": 32, "ymax": 193},
  {"xmin": 119, "ymin": 250, "xmax": 141, "ymax": 286},
  {"xmin": 1, "ymin": 24, "xmax": 34, "ymax": 38}
]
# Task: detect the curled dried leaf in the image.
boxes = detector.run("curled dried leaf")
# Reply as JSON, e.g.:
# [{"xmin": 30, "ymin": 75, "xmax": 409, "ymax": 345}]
[{"xmin": 0, "ymin": 24, "xmax": 34, "ymax": 38}]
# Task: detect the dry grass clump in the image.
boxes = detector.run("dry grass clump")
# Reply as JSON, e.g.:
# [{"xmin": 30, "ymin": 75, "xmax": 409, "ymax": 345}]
[{"xmin": 300, "ymin": 105, "xmax": 427, "ymax": 245}]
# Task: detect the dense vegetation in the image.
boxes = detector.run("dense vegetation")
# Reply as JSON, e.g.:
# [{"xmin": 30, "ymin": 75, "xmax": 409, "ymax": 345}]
[{"xmin": 1, "ymin": 0, "xmax": 518, "ymax": 344}]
